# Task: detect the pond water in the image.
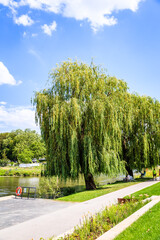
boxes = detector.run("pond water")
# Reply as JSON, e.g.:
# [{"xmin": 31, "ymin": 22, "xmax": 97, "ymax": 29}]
[
  {"xmin": 0, "ymin": 174, "xmax": 124, "ymax": 197},
  {"xmin": 0, "ymin": 177, "xmax": 39, "ymax": 197}
]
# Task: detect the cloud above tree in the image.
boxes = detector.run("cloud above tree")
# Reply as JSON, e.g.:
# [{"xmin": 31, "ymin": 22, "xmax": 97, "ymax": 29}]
[
  {"xmin": 0, "ymin": 0, "xmax": 144, "ymax": 31},
  {"xmin": 0, "ymin": 62, "xmax": 22, "ymax": 86},
  {"xmin": 14, "ymin": 14, "xmax": 34, "ymax": 26},
  {"xmin": 41, "ymin": 21, "xmax": 57, "ymax": 36},
  {"xmin": 0, "ymin": 104, "xmax": 39, "ymax": 132}
]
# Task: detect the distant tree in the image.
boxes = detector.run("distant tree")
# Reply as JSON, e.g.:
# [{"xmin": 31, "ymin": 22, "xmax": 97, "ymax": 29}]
[
  {"xmin": 2, "ymin": 131, "xmax": 17, "ymax": 161},
  {"xmin": 0, "ymin": 132, "xmax": 9, "ymax": 158},
  {"xmin": 12, "ymin": 129, "xmax": 46, "ymax": 163},
  {"xmin": 33, "ymin": 60, "xmax": 130, "ymax": 189},
  {"xmin": 0, "ymin": 129, "xmax": 46, "ymax": 163}
]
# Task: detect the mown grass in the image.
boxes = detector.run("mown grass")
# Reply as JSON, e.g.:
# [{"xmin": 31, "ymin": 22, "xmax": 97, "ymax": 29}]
[
  {"xmin": 131, "ymin": 181, "xmax": 160, "ymax": 199},
  {"xmin": 115, "ymin": 201, "xmax": 160, "ymax": 240},
  {"xmin": 57, "ymin": 179, "xmax": 149, "ymax": 202},
  {"xmin": 0, "ymin": 166, "xmax": 41, "ymax": 176}
]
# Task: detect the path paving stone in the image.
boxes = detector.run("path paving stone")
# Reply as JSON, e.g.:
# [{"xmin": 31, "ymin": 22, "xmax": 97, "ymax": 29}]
[{"xmin": 0, "ymin": 196, "xmax": 75, "ymax": 230}]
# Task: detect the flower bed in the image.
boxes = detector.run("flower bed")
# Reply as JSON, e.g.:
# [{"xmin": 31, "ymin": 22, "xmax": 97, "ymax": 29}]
[{"xmin": 56, "ymin": 200, "xmax": 148, "ymax": 240}]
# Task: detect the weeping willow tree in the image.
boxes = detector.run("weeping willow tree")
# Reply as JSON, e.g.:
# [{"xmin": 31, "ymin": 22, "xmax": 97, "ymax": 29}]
[
  {"xmin": 121, "ymin": 94, "xmax": 160, "ymax": 175},
  {"xmin": 33, "ymin": 60, "xmax": 128, "ymax": 189},
  {"xmin": 33, "ymin": 60, "xmax": 160, "ymax": 189}
]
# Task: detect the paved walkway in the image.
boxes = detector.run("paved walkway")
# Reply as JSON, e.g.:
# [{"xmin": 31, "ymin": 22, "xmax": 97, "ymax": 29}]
[
  {"xmin": 0, "ymin": 180, "xmax": 159, "ymax": 240},
  {"xmin": 0, "ymin": 196, "xmax": 75, "ymax": 230}
]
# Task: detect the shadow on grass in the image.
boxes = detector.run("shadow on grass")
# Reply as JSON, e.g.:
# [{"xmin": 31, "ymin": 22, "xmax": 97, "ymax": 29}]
[{"xmin": 59, "ymin": 177, "xmax": 153, "ymax": 198}]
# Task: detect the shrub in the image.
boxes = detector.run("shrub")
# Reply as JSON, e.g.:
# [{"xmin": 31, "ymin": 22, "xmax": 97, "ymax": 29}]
[
  {"xmin": 0, "ymin": 159, "xmax": 10, "ymax": 167},
  {"xmin": 38, "ymin": 177, "xmax": 61, "ymax": 199},
  {"xmin": 0, "ymin": 169, "xmax": 7, "ymax": 176},
  {"xmin": 23, "ymin": 173, "xmax": 30, "ymax": 176},
  {"xmin": 61, "ymin": 187, "xmax": 76, "ymax": 196}
]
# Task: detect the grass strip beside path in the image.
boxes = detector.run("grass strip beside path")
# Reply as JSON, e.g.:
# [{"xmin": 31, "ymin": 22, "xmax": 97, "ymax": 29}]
[
  {"xmin": 58, "ymin": 180, "xmax": 142, "ymax": 202},
  {"xmin": 115, "ymin": 201, "xmax": 160, "ymax": 240},
  {"xmin": 131, "ymin": 181, "xmax": 160, "ymax": 199}
]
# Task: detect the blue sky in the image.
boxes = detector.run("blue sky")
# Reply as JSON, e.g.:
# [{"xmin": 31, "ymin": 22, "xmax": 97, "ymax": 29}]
[{"xmin": 0, "ymin": 0, "xmax": 160, "ymax": 133}]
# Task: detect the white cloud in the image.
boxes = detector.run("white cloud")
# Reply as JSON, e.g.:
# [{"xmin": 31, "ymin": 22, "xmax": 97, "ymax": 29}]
[
  {"xmin": 23, "ymin": 31, "xmax": 27, "ymax": 37},
  {"xmin": 41, "ymin": 21, "xmax": 57, "ymax": 36},
  {"xmin": 0, "ymin": 62, "xmax": 22, "ymax": 86},
  {"xmin": 31, "ymin": 33, "xmax": 38, "ymax": 37},
  {"xmin": 0, "ymin": 0, "xmax": 144, "ymax": 31},
  {"xmin": 0, "ymin": 105, "xmax": 40, "ymax": 132},
  {"xmin": 14, "ymin": 14, "xmax": 34, "ymax": 26},
  {"xmin": 0, "ymin": 0, "xmax": 10, "ymax": 7},
  {"xmin": 0, "ymin": 101, "xmax": 7, "ymax": 105}
]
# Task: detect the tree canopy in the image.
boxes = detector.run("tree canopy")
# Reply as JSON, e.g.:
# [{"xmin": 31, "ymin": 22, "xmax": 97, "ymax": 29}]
[
  {"xmin": 0, "ymin": 129, "xmax": 46, "ymax": 163},
  {"xmin": 122, "ymin": 95, "xmax": 160, "ymax": 175},
  {"xmin": 34, "ymin": 60, "xmax": 160, "ymax": 189}
]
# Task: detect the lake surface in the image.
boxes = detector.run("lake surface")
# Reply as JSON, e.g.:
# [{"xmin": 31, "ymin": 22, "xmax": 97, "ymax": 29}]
[
  {"xmin": 0, "ymin": 177, "xmax": 39, "ymax": 197},
  {"xmin": 0, "ymin": 175, "xmax": 124, "ymax": 197}
]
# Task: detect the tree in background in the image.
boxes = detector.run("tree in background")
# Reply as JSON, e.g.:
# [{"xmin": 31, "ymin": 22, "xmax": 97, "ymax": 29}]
[
  {"xmin": 0, "ymin": 129, "xmax": 46, "ymax": 163},
  {"xmin": 0, "ymin": 132, "xmax": 9, "ymax": 159},
  {"xmin": 121, "ymin": 95, "xmax": 160, "ymax": 176}
]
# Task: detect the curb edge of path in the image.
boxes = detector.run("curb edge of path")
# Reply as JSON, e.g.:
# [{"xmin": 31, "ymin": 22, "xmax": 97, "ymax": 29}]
[{"xmin": 96, "ymin": 195, "xmax": 160, "ymax": 240}]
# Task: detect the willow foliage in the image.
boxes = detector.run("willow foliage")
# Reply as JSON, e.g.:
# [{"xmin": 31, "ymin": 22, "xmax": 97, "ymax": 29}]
[
  {"xmin": 34, "ymin": 60, "xmax": 160, "ymax": 187},
  {"xmin": 34, "ymin": 61, "xmax": 129, "ymax": 181},
  {"xmin": 123, "ymin": 95, "xmax": 160, "ymax": 171}
]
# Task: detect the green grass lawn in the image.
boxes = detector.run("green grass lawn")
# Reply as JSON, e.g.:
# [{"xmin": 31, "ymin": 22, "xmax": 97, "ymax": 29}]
[
  {"xmin": 131, "ymin": 181, "xmax": 160, "ymax": 199},
  {"xmin": 58, "ymin": 181, "xmax": 141, "ymax": 202},
  {"xmin": 115, "ymin": 201, "xmax": 160, "ymax": 240}
]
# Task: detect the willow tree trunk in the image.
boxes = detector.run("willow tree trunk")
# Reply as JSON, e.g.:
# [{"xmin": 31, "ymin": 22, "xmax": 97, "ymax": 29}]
[
  {"xmin": 84, "ymin": 173, "xmax": 96, "ymax": 190},
  {"xmin": 125, "ymin": 165, "xmax": 133, "ymax": 177},
  {"xmin": 122, "ymin": 136, "xmax": 133, "ymax": 177}
]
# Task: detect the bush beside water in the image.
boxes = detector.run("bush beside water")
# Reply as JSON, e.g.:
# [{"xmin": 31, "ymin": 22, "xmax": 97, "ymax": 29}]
[
  {"xmin": 0, "ymin": 159, "xmax": 10, "ymax": 167},
  {"xmin": 37, "ymin": 177, "xmax": 83, "ymax": 199},
  {"xmin": 37, "ymin": 177, "xmax": 61, "ymax": 199},
  {"xmin": 0, "ymin": 167, "xmax": 41, "ymax": 177}
]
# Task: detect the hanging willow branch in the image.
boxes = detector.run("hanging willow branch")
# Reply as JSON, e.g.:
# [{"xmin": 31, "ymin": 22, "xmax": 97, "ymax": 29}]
[
  {"xmin": 122, "ymin": 95, "xmax": 160, "ymax": 171},
  {"xmin": 33, "ymin": 60, "xmax": 160, "ymax": 188}
]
